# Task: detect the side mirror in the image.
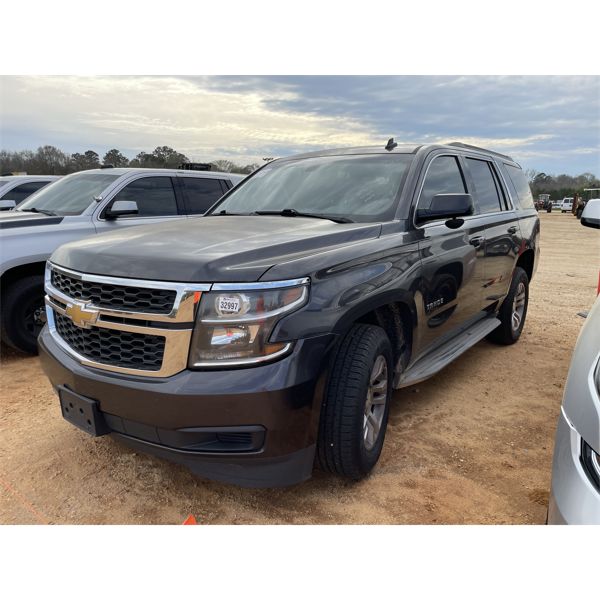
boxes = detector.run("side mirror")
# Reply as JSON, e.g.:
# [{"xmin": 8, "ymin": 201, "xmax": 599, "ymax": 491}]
[
  {"xmin": 0, "ymin": 199, "xmax": 17, "ymax": 211},
  {"xmin": 580, "ymin": 199, "xmax": 600, "ymax": 229},
  {"xmin": 106, "ymin": 200, "xmax": 138, "ymax": 219},
  {"xmin": 416, "ymin": 193, "xmax": 474, "ymax": 224}
]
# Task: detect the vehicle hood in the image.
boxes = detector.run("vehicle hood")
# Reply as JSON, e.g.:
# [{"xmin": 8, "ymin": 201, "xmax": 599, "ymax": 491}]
[
  {"xmin": 0, "ymin": 210, "xmax": 64, "ymax": 229},
  {"xmin": 562, "ymin": 294, "xmax": 600, "ymax": 453},
  {"xmin": 50, "ymin": 216, "xmax": 382, "ymax": 282}
]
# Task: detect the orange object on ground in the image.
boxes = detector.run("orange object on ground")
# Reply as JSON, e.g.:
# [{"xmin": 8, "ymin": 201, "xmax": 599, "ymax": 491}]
[{"xmin": 182, "ymin": 514, "xmax": 197, "ymax": 525}]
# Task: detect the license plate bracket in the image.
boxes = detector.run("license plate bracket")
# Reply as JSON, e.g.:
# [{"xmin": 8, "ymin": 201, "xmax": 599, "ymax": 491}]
[{"xmin": 58, "ymin": 386, "xmax": 110, "ymax": 437}]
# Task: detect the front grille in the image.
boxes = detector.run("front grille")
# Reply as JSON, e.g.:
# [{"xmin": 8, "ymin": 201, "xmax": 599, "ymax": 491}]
[
  {"xmin": 54, "ymin": 313, "xmax": 165, "ymax": 371},
  {"xmin": 51, "ymin": 269, "xmax": 176, "ymax": 314}
]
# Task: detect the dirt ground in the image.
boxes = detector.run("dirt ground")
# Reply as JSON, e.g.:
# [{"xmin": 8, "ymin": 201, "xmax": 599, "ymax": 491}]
[{"xmin": 1, "ymin": 212, "xmax": 598, "ymax": 524}]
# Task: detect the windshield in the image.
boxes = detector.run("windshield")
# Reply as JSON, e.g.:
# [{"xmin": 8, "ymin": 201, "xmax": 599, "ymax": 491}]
[
  {"xmin": 211, "ymin": 154, "xmax": 413, "ymax": 222},
  {"xmin": 17, "ymin": 172, "xmax": 120, "ymax": 216}
]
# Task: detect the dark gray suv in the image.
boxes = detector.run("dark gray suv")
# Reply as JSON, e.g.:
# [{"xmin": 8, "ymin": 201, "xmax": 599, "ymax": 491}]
[{"xmin": 38, "ymin": 141, "xmax": 540, "ymax": 487}]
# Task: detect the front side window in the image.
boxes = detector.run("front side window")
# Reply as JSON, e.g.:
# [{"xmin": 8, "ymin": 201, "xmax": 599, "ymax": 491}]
[
  {"xmin": 211, "ymin": 154, "xmax": 413, "ymax": 223},
  {"xmin": 17, "ymin": 172, "xmax": 120, "ymax": 216},
  {"xmin": 3, "ymin": 181, "xmax": 50, "ymax": 204},
  {"xmin": 181, "ymin": 177, "xmax": 225, "ymax": 214},
  {"xmin": 417, "ymin": 155, "xmax": 467, "ymax": 212},
  {"xmin": 466, "ymin": 158, "xmax": 503, "ymax": 213},
  {"xmin": 109, "ymin": 176, "xmax": 178, "ymax": 217}
]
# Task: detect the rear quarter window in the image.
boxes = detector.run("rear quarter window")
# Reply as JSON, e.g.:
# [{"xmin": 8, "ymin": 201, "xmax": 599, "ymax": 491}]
[{"xmin": 504, "ymin": 164, "xmax": 535, "ymax": 209}]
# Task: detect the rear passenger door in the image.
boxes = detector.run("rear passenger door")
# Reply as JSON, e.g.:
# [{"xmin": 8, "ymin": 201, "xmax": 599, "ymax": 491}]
[
  {"xmin": 178, "ymin": 176, "xmax": 229, "ymax": 215},
  {"xmin": 413, "ymin": 153, "xmax": 488, "ymax": 357},
  {"xmin": 96, "ymin": 174, "xmax": 184, "ymax": 232},
  {"xmin": 462, "ymin": 156, "xmax": 519, "ymax": 308}
]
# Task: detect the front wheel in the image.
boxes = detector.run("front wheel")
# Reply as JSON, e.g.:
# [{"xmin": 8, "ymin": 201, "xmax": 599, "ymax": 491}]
[
  {"xmin": 0, "ymin": 275, "xmax": 46, "ymax": 354},
  {"xmin": 487, "ymin": 267, "xmax": 529, "ymax": 345},
  {"xmin": 317, "ymin": 323, "xmax": 393, "ymax": 480}
]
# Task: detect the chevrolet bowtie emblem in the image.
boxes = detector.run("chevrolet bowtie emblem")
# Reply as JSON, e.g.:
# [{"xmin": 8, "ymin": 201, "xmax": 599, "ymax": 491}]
[{"xmin": 65, "ymin": 301, "xmax": 99, "ymax": 329}]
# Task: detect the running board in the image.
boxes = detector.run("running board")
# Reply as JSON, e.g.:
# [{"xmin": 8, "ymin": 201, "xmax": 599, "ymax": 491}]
[{"xmin": 395, "ymin": 317, "xmax": 501, "ymax": 389}]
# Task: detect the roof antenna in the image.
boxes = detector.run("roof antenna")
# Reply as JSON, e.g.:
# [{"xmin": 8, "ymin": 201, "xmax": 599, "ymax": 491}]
[{"xmin": 385, "ymin": 137, "xmax": 398, "ymax": 151}]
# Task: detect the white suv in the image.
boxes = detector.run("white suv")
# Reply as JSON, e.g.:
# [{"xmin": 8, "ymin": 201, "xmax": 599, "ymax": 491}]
[
  {"xmin": 0, "ymin": 167, "xmax": 244, "ymax": 353},
  {"xmin": 561, "ymin": 197, "xmax": 574, "ymax": 212}
]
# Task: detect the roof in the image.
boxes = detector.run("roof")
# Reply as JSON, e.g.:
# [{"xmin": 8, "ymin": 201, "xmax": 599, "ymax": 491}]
[
  {"xmin": 66, "ymin": 168, "xmax": 245, "ymax": 179},
  {"xmin": 284, "ymin": 144, "xmax": 422, "ymax": 160},
  {"xmin": 0, "ymin": 174, "xmax": 61, "ymax": 181},
  {"xmin": 277, "ymin": 141, "xmax": 516, "ymax": 163}
]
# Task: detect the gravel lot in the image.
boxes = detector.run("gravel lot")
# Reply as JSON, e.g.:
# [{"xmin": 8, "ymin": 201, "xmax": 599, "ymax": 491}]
[{"xmin": 1, "ymin": 211, "xmax": 598, "ymax": 524}]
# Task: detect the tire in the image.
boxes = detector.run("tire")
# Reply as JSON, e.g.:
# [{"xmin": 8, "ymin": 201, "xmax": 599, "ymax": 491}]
[
  {"xmin": 317, "ymin": 323, "xmax": 393, "ymax": 480},
  {"xmin": 0, "ymin": 275, "xmax": 46, "ymax": 354},
  {"xmin": 487, "ymin": 267, "xmax": 529, "ymax": 345}
]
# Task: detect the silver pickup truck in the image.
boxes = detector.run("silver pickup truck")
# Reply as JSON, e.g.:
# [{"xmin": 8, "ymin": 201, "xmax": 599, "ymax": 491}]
[{"xmin": 0, "ymin": 167, "xmax": 244, "ymax": 353}]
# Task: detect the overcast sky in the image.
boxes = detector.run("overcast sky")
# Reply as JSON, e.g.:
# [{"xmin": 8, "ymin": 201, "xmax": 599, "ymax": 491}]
[{"xmin": 1, "ymin": 75, "xmax": 598, "ymax": 175}]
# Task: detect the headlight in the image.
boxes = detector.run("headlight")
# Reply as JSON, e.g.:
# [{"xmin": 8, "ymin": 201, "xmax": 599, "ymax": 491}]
[{"xmin": 188, "ymin": 280, "xmax": 309, "ymax": 367}]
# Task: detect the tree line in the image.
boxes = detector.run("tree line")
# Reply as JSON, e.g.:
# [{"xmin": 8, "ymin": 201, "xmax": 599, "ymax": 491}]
[
  {"xmin": 525, "ymin": 169, "xmax": 599, "ymax": 200},
  {"xmin": 2, "ymin": 146, "xmax": 598, "ymax": 200},
  {"xmin": 0, "ymin": 145, "xmax": 261, "ymax": 176}
]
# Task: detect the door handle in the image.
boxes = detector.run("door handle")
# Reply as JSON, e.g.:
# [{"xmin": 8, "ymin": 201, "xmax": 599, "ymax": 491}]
[
  {"xmin": 469, "ymin": 236, "xmax": 484, "ymax": 247},
  {"xmin": 507, "ymin": 226, "xmax": 517, "ymax": 234}
]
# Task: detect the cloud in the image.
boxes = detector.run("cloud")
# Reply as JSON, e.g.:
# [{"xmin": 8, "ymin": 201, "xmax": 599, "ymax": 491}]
[
  {"xmin": 1, "ymin": 75, "xmax": 598, "ymax": 174},
  {"xmin": 0, "ymin": 76, "xmax": 382, "ymax": 163}
]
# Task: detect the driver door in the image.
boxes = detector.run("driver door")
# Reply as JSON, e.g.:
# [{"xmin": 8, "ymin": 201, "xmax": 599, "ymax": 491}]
[{"xmin": 413, "ymin": 153, "xmax": 488, "ymax": 359}]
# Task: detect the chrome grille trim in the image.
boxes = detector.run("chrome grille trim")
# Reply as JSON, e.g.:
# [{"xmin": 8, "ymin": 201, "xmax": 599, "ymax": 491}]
[
  {"xmin": 45, "ymin": 263, "xmax": 206, "ymax": 378},
  {"xmin": 48, "ymin": 263, "xmax": 210, "ymax": 323},
  {"xmin": 45, "ymin": 263, "xmax": 311, "ymax": 378}
]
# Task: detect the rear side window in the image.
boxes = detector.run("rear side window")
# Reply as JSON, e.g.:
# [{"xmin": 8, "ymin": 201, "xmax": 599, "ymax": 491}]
[
  {"xmin": 3, "ymin": 181, "xmax": 50, "ymax": 204},
  {"xmin": 418, "ymin": 155, "xmax": 466, "ymax": 212},
  {"xmin": 504, "ymin": 164, "xmax": 535, "ymax": 209},
  {"xmin": 111, "ymin": 176, "xmax": 178, "ymax": 217},
  {"xmin": 466, "ymin": 158, "xmax": 503, "ymax": 213},
  {"xmin": 181, "ymin": 177, "xmax": 225, "ymax": 214}
]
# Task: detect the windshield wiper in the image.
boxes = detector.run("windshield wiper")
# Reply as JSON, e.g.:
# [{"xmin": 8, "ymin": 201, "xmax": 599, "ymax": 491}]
[
  {"xmin": 208, "ymin": 210, "xmax": 247, "ymax": 216},
  {"xmin": 18, "ymin": 207, "xmax": 58, "ymax": 217},
  {"xmin": 252, "ymin": 209, "xmax": 353, "ymax": 223}
]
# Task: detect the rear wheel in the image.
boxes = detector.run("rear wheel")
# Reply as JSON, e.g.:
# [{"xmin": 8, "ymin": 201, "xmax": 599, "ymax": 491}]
[
  {"xmin": 317, "ymin": 323, "xmax": 393, "ymax": 479},
  {"xmin": 0, "ymin": 275, "xmax": 46, "ymax": 354},
  {"xmin": 487, "ymin": 267, "xmax": 529, "ymax": 345}
]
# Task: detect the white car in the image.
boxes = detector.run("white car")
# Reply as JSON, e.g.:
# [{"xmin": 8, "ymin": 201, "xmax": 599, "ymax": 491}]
[
  {"xmin": 561, "ymin": 197, "xmax": 574, "ymax": 212},
  {"xmin": 548, "ymin": 199, "xmax": 600, "ymax": 523}
]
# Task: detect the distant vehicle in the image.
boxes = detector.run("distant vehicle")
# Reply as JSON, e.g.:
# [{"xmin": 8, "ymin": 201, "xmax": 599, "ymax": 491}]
[
  {"xmin": 0, "ymin": 167, "xmax": 245, "ymax": 353},
  {"xmin": 561, "ymin": 198, "xmax": 574, "ymax": 213},
  {"xmin": 0, "ymin": 175, "xmax": 61, "ymax": 210},
  {"xmin": 552, "ymin": 201, "xmax": 561, "ymax": 209},
  {"xmin": 537, "ymin": 194, "xmax": 550, "ymax": 211}
]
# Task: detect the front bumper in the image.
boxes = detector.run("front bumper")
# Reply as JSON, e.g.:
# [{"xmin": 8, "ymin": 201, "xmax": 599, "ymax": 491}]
[
  {"xmin": 548, "ymin": 407, "xmax": 600, "ymax": 524},
  {"xmin": 39, "ymin": 327, "xmax": 337, "ymax": 487}
]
